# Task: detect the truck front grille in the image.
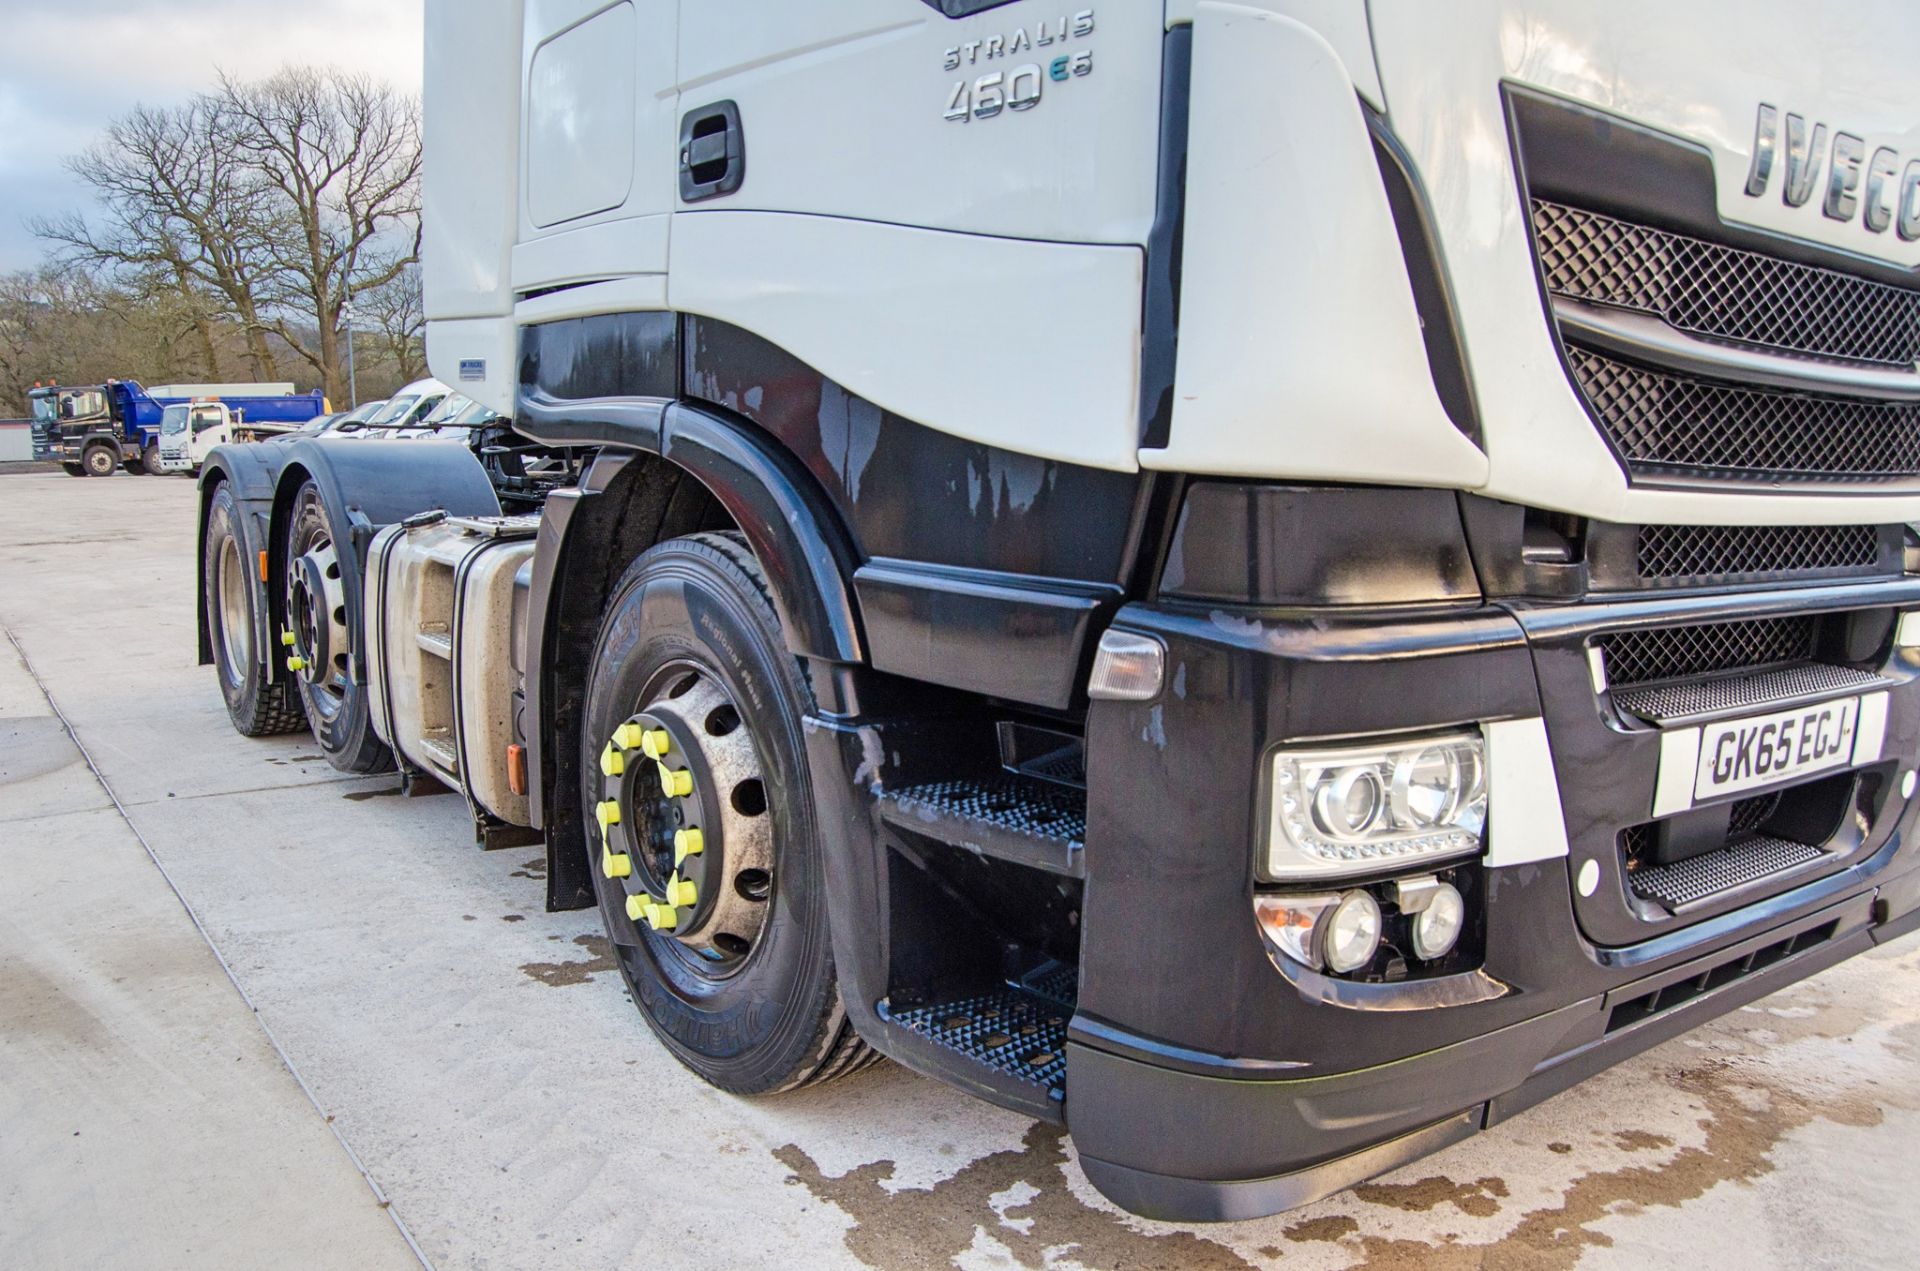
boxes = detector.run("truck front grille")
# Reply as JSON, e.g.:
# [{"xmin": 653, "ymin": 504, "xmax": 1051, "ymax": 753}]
[
  {"xmin": 1534, "ymin": 200, "xmax": 1920, "ymax": 368},
  {"xmin": 1569, "ymin": 348, "xmax": 1920, "ymax": 484},
  {"xmin": 1635, "ymin": 523, "xmax": 1881, "ymax": 585},
  {"xmin": 1599, "ymin": 615, "xmax": 1818, "ymax": 689}
]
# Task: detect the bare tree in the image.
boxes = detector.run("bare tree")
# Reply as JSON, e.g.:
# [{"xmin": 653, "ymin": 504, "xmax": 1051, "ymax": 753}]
[
  {"xmin": 357, "ymin": 260, "xmax": 427, "ymax": 386},
  {"xmin": 219, "ymin": 69, "xmax": 423, "ymax": 405},
  {"xmin": 35, "ymin": 97, "xmax": 283, "ymax": 381}
]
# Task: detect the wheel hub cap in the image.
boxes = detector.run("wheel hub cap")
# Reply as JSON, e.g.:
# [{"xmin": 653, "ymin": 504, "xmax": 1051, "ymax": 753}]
[{"xmin": 598, "ymin": 674, "xmax": 772, "ymax": 964}]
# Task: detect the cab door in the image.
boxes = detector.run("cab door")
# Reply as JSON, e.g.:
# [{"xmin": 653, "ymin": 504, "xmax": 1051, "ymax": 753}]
[
  {"xmin": 514, "ymin": 0, "xmax": 679, "ymax": 292},
  {"xmin": 190, "ymin": 406, "xmax": 229, "ymax": 465}
]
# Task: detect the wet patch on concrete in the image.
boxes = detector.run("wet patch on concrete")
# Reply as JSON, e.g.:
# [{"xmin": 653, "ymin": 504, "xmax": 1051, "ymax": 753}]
[
  {"xmin": 778, "ymin": 1122, "xmax": 1258, "ymax": 1270},
  {"xmin": 510, "ymin": 856, "xmax": 548, "ymax": 881},
  {"xmin": 1282, "ymin": 1066, "xmax": 1884, "ymax": 1269},
  {"xmin": 1349, "ymin": 1173, "xmax": 1509, "ymax": 1218},
  {"xmin": 342, "ymin": 786, "xmax": 403, "ymax": 803},
  {"xmin": 1612, "ymin": 1128, "xmax": 1673, "ymax": 1153},
  {"xmin": 267, "ymin": 754, "xmax": 326, "ymax": 766},
  {"xmin": 519, "ymin": 934, "xmax": 615, "ymax": 988}
]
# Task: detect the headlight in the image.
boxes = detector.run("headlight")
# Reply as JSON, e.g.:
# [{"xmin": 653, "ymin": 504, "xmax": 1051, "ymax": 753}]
[{"xmin": 1266, "ymin": 730, "xmax": 1487, "ymax": 881}]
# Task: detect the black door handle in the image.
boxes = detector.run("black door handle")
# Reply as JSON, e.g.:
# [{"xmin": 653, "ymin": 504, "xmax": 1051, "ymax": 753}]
[{"xmin": 680, "ymin": 101, "xmax": 745, "ymax": 202}]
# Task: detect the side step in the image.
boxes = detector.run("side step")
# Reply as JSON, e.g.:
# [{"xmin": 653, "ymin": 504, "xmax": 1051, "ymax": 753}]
[
  {"xmin": 877, "ymin": 964, "xmax": 1078, "ymax": 1109},
  {"xmin": 877, "ymin": 775, "xmax": 1086, "ymax": 877}
]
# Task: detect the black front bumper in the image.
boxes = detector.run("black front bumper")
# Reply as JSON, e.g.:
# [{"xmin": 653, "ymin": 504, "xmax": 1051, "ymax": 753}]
[{"xmin": 1064, "ymin": 578, "xmax": 1920, "ymax": 1221}]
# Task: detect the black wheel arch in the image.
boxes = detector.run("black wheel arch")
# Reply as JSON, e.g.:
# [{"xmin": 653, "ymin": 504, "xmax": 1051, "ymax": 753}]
[{"xmin": 523, "ymin": 398, "xmax": 868, "ymax": 914}]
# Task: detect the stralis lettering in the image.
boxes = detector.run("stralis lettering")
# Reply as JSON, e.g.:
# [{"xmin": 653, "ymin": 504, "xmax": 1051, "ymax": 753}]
[
  {"xmin": 1745, "ymin": 102, "xmax": 1920, "ymax": 240},
  {"xmin": 944, "ymin": 10, "xmax": 1095, "ymax": 70}
]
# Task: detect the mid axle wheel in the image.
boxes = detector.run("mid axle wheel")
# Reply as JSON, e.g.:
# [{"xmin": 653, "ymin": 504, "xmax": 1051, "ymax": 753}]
[{"xmin": 284, "ymin": 480, "xmax": 392, "ymax": 773}]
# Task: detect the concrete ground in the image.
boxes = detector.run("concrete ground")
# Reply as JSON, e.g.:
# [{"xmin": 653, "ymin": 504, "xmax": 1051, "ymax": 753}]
[{"xmin": 2, "ymin": 469, "xmax": 1918, "ymax": 1271}]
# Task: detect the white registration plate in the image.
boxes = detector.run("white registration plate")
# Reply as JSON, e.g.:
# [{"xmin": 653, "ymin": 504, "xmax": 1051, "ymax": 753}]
[{"xmin": 1694, "ymin": 697, "xmax": 1860, "ymax": 802}]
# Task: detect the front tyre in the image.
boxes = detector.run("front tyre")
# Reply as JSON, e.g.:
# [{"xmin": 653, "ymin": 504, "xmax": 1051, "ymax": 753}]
[
  {"xmin": 284, "ymin": 480, "xmax": 393, "ymax": 774},
  {"xmin": 583, "ymin": 533, "xmax": 876, "ymax": 1094},
  {"xmin": 82, "ymin": 445, "xmax": 118, "ymax": 478},
  {"xmin": 142, "ymin": 445, "xmax": 166, "ymax": 476},
  {"xmin": 203, "ymin": 482, "xmax": 306, "ymax": 736},
  {"xmin": 60, "ymin": 462, "xmax": 85, "ymax": 478}
]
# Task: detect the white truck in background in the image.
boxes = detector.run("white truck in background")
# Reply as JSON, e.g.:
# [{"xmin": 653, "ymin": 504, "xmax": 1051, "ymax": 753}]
[{"xmin": 193, "ymin": 0, "xmax": 1920, "ymax": 1220}]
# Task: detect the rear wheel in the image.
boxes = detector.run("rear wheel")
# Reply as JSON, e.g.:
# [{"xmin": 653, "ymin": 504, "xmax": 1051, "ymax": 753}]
[
  {"xmin": 284, "ymin": 480, "xmax": 392, "ymax": 774},
  {"xmin": 204, "ymin": 483, "xmax": 306, "ymax": 736},
  {"xmin": 82, "ymin": 445, "xmax": 118, "ymax": 478},
  {"xmin": 583, "ymin": 533, "xmax": 877, "ymax": 1094}
]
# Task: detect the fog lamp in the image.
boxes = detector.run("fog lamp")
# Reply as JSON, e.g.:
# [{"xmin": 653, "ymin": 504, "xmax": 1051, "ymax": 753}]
[
  {"xmin": 1320, "ymin": 891, "xmax": 1383, "ymax": 974},
  {"xmin": 1266, "ymin": 730, "xmax": 1487, "ymax": 882},
  {"xmin": 1398, "ymin": 878, "xmax": 1466, "ymax": 962}
]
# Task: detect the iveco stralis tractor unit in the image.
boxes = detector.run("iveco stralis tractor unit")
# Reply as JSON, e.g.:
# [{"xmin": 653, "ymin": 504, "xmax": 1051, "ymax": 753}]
[{"xmin": 194, "ymin": 0, "xmax": 1920, "ymax": 1220}]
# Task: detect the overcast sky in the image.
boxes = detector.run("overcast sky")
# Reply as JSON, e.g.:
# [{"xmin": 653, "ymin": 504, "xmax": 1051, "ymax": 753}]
[{"xmin": 0, "ymin": 0, "xmax": 424, "ymax": 272}]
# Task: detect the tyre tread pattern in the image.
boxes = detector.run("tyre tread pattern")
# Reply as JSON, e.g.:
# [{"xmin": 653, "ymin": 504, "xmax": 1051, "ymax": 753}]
[
  {"xmin": 678, "ymin": 531, "xmax": 879, "ymax": 1092},
  {"xmin": 235, "ymin": 680, "xmax": 311, "ymax": 737}
]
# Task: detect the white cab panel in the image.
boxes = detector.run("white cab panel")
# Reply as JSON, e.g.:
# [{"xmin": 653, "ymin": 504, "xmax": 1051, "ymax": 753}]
[
  {"xmin": 1162, "ymin": 0, "xmax": 1384, "ymax": 109},
  {"xmin": 1144, "ymin": 4, "xmax": 1489, "ymax": 487},
  {"xmin": 675, "ymin": 1, "xmax": 1162, "ymax": 245},
  {"xmin": 670, "ymin": 211, "xmax": 1143, "ymax": 471},
  {"xmin": 526, "ymin": 2, "xmax": 639, "ymax": 227},
  {"xmin": 514, "ymin": 0, "xmax": 678, "ymax": 289},
  {"xmin": 1370, "ymin": 0, "xmax": 1920, "ymax": 526},
  {"xmin": 423, "ymin": 0, "xmax": 525, "ymax": 322},
  {"xmin": 426, "ymin": 318, "xmax": 518, "ymax": 417}
]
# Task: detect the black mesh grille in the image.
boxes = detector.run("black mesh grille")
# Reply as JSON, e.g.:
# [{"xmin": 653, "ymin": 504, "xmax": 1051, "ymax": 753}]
[
  {"xmin": 1611, "ymin": 662, "xmax": 1882, "ymax": 723},
  {"xmin": 1570, "ymin": 348, "xmax": 1920, "ymax": 483},
  {"xmin": 1534, "ymin": 200, "xmax": 1920, "ymax": 367},
  {"xmin": 1599, "ymin": 616, "xmax": 1818, "ymax": 689},
  {"xmin": 1637, "ymin": 523, "xmax": 1881, "ymax": 583}
]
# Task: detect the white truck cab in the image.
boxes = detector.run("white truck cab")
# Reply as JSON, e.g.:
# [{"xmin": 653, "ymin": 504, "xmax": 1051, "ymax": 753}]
[{"xmin": 157, "ymin": 401, "xmax": 239, "ymax": 475}]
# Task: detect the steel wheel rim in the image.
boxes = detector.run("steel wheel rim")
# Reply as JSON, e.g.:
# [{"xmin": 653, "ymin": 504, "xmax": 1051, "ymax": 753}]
[
  {"xmin": 215, "ymin": 535, "xmax": 252, "ymax": 687},
  {"xmin": 287, "ymin": 516, "xmax": 353, "ymax": 723},
  {"xmin": 598, "ymin": 660, "xmax": 776, "ymax": 983}
]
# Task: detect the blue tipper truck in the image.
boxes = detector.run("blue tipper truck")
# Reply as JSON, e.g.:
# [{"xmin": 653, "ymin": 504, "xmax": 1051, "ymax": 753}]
[{"xmin": 28, "ymin": 380, "xmax": 328, "ymax": 477}]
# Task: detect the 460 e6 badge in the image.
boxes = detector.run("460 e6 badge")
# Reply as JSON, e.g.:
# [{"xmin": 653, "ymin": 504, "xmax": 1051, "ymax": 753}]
[{"xmin": 942, "ymin": 9, "xmax": 1095, "ymax": 122}]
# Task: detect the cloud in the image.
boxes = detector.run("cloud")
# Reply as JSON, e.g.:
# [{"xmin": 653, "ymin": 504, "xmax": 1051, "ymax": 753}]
[{"xmin": 0, "ymin": 0, "xmax": 424, "ymax": 270}]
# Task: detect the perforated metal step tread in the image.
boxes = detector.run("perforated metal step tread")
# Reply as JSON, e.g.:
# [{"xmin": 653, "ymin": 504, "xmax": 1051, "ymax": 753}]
[
  {"xmin": 1613, "ymin": 662, "xmax": 1884, "ymax": 724},
  {"xmin": 879, "ymin": 776, "xmax": 1086, "ymax": 876},
  {"xmin": 879, "ymin": 988, "xmax": 1069, "ymax": 1099},
  {"xmin": 1630, "ymin": 835, "xmax": 1826, "ymax": 910}
]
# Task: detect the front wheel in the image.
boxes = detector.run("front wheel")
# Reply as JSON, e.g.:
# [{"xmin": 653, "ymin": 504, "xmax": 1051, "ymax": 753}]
[
  {"xmin": 284, "ymin": 480, "xmax": 392, "ymax": 774},
  {"xmin": 583, "ymin": 533, "xmax": 877, "ymax": 1094},
  {"xmin": 142, "ymin": 445, "xmax": 166, "ymax": 476},
  {"xmin": 82, "ymin": 445, "xmax": 118, "ymax": 478},
  {"xmin": 204, "ymin": 482, "xmax": 307, "ymax": 736},
  {"xmin": 60, "ymin": 462, "xmax": 85, "ymax": 478}
]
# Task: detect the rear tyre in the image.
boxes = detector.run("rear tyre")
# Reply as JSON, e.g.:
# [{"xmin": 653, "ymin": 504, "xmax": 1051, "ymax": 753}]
[
  {"xmin": 142, "ymin": 445, "xmax": 166, "ymax": 476},
  {"xmin": 82, "ymin": 445, "xmax": 118, "ymax": 478},
  {"xmin": 284, "ymin": 480, "xmax": 393, "ymax": 774},
  {"xmin": 204, "ymin": 482, "xmax": 307, "ymax": 737},
  {"xmin": 582, "ymin": 532, "xmax": 876, "ymax": 1094}
]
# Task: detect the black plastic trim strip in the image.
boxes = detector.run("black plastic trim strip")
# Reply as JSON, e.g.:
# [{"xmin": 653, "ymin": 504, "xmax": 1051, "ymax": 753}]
[
  {"xmin": 1369, "ymin": 111, "xmax": 1485, "ymax": 446},
  {"xmin": 854, "ymin": 559, "xmax": 1121, "ymax": 710},
  {"xmin": 918, "ymin": 0, "xmax": 1024, "ymax": 15},
  {"xmin": 1139, "ymin": 25, "xmax": 1192, "ymax": 451}
]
